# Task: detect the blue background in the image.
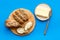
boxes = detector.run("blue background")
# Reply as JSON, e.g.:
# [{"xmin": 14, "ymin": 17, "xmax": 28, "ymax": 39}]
[{"xmin": 0, "ymin": 0, "xmax": 60, "ymax": 40}]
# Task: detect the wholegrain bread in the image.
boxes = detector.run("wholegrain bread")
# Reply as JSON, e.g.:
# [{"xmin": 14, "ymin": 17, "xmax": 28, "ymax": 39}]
[{"xmin": 5, "ymin": 8, "xmax": 35, "ymax": 36}]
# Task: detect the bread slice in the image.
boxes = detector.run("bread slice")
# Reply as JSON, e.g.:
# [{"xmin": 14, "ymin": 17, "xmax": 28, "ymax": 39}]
[
  {"xmin": 5, "ymin": 8, "xmax": 35, "ymax": 36},
  {"xmin": 35, "ymin": 4, "xmax": 51, "ymax": 21},
  {"xmin": 25, "ymin": 21, "xmax": 33, "ymax": 31},
  {"xmin": 17, "ymin": 28, "xmax": 25, "ymax": 34}
]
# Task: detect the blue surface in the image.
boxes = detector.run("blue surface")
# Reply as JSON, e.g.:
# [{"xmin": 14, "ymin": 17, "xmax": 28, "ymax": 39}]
[{"xmin": 0, "ymin": 0, "xmax": 60, "ymax": 40}]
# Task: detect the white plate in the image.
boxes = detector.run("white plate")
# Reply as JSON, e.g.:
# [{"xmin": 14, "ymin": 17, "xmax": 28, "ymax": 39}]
[{"xmin": 35, "ymin": 3, "xmax": 51, "ymax": 21}]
